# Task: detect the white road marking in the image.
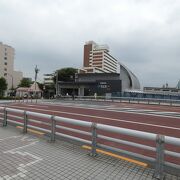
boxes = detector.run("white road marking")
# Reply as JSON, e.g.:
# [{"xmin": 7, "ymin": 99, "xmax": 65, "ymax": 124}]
[
  {"xmin": 0, "ymin": 136, "xmax": 42, "ymax": 180},
  {"xmin": 9, "ymin": 103, "xmax": 180, "ymax": 119},
  {"xmin": 4, "ymin": 141, "xmax": 38, "ymax": 153},
  {"xmin": 7, "ymin": 105, "xmax": 180, "ymax": 131},
  {"xmin": 0, "ymin": 135, "xmax": 22, "ymax": 141}
]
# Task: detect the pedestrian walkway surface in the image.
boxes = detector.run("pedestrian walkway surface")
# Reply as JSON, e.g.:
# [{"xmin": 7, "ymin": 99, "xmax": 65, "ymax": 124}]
[{"xmin": 0, "ymin": 126, "xmax": 179, "ymax": 180}]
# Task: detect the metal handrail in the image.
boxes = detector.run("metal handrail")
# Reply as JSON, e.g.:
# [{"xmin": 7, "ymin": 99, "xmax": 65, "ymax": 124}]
[
  {"xmin": 97, "ymin": 124, "xmax": 156, "ymax": 141},
  {"xmin": 0, "ymin": 107, "xmax": 180, "ymax": 178}
]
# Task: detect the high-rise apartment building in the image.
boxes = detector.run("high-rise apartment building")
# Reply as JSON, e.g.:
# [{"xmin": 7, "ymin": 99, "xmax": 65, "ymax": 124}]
[
  {"xmin": 81, "ymin": 41, "xmax": 120, "ymax": 73},
  {"xmin": 0, "ymin": 42, "xmax": 22, "ymax": 89}
]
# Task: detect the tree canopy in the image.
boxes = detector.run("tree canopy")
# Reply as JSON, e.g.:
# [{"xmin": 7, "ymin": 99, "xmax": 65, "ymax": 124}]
[
  {"xmin": 54, "ymin": 67, "xmax": 77, "ymax": 82},
  {"xmin": 18, "ymin": 78, "xmax": 32, "ymax": 87},
  {"xmin": 0, "ymin": 77, "xmax": 7, "ymax": 96}
]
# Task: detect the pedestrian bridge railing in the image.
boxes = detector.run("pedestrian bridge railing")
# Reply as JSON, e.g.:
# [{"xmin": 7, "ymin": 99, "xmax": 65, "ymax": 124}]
[{"xmin": 0, "ymin": 107, "xmax": 179, "ymax": 179}]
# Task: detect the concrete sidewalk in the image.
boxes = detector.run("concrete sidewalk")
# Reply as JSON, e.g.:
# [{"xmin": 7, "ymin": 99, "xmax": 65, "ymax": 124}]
[{"xmin": 0, "ymin": 126, "xmax": 179, "ymax": 180}]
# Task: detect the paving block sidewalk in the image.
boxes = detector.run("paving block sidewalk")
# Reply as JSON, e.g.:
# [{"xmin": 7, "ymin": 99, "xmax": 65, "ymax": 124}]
[{"xmin": 0, "ymin": 126, "xmax": 179, "ymax": 180}]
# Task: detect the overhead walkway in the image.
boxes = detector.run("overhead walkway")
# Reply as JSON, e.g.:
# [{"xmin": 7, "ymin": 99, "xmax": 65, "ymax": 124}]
[{"xmin": 0, "ymin": 126, "xmax": 179, "ymax": 180}]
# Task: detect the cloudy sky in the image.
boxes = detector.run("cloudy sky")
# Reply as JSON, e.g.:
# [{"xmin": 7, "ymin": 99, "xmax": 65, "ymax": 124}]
[{"xmin": 0, "ymin": 0, "xmax": 180, "ymax": 87}]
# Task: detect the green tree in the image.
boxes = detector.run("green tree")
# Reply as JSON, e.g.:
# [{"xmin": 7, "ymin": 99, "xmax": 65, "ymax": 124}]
[
  {"xmin": 18, "ymin": 78, "xmax": 32, "ymax": 87},
  {"xmin": 54, "ymin": 67, "xmax": 77, "ymax": 82},
  {"xmin": 0, "ymin": 77, "xmax": 8, "ymax": 96}
]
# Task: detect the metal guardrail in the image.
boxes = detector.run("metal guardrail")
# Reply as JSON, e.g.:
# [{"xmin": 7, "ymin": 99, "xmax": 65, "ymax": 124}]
[
  {"xmin": 57, "ymin": 95, "xmax": 180, "ymax": 106},
  {"xmin": 0, "ymin": 107, "xmax": 179, "ymax": 179}
]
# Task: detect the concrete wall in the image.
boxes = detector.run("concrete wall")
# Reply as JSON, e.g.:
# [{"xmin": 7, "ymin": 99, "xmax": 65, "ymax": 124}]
[{"xmin": 13, "ymin": 71, "xmax": 23, "ymax": 88}]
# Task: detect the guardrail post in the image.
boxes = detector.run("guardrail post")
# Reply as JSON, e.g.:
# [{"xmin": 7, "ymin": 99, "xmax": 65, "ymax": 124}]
[
  {"xmin": 148, "ymin": 99, "xmax": 150, "ymax": 104},
  {"xmin": 51, "ymin": 115, "xmax": 56, "ymax": 142},
  {"xmin": 170, "ymin": 101, "xmax": 172, "ymax": 106},
  {"xmin": 3, "ymin": 108, "xmax": 7, "ymax": 127},
  {"xmin": 23, "ymin": 111, "xmax": 28, "ymax": 133},
  {"xmin": 154, "ymin": 134, "xmax": 165, "ymax": 180},
  {"xmin": 91, "ymin": 122, "xmax": 97, "ymax": 157}
]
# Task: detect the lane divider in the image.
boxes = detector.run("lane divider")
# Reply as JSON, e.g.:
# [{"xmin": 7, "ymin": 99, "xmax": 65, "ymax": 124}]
[
  {"xmin": 16, "ymin": 126, "xmax": 45, "ymax": 136},
  {"xmin": 82, "ymin": 145, "xmax": 148, "ymax": 168}
]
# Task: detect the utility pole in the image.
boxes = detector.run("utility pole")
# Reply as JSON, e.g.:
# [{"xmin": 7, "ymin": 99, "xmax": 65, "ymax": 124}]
[
  {"xmin": 34, "ymin": 65, "xmax": 39, "ymax": 101},
  {"xmin": 56, "ymin": 70, "xmax": 58, "ymax": 97}
]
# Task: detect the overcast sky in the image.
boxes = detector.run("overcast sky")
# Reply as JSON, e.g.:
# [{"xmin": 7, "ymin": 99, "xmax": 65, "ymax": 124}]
[{"xmin": 0, "ymin": 0, "xmax": 180, "ymax": 87}]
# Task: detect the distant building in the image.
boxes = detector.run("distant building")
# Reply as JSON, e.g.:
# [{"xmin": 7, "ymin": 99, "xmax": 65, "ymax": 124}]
[
  {"xmin": 57, "ymin": 41, "xmax": 140, "ymax": 96},
  {"xmin": 120, "ymin": 85, "xmax": 180, "ymax": 100},
  {"xmin": 16, "ymin": 82, "xmax": 42, "ymax": 98},
  {"xmin": 13, "ymin": 71, "xmax": 23, "ymax": 88},
  {"xmin": 43, "ymin": 73, "xmax": 55, "ymax": 98},
  {"xmin": 80, "ymin": 41, "xmax": 120, "ymax": 73},
  {"xmin": 44, "ymin": 74, "xmax": 54, "ymax": 86},
  {"xmin": 177, "ymin": 80, "xmax": 180, "ymax": 89},
  {"xmin": 0, "ymin": 42, "xmax": 23, "ymax": 90},
  {"xmin": 143, "ymin": 86, "xmax": 180, "ymax": 95}
]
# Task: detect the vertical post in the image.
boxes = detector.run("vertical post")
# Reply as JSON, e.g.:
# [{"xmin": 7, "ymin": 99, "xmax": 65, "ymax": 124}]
[
  {"xmin": 56, "ymin": 71, "xmax": 58, "ymax": 97},
  {"xmin": 23, "ymin": 111, "xmax": 28, "ymax": 133},
  {"xmin": 3, "ymin": 108, "xmax": 7, "ymax": 127},
  {"xmin": 154, "ymin": 134, "xmax": 165, "ymax": 180},
  {"xmin": 170, "ymin": 100, "xmax": 172, "ymax": 106},
  {"xmin": 51, "ymin": 115, "xmax": 56, "ymax": 142},
  {"xmin": 91, "ymin": 122, "xmax": 97, "ymax": 157}
]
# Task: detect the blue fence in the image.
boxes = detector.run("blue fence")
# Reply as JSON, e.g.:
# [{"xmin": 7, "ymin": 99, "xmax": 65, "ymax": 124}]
[{"xmin": 112, "ymin": 92, "xmax": 180, "ymax": 100}]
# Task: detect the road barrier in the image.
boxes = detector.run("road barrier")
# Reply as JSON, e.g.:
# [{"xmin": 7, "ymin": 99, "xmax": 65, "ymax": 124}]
[
  {"xmin": 56, "ymin": 95, "xmax": 180, "ymax": 106},
  {"xmin": 0, "ymin": 107, "xmax": 179, "ymax": 179}
]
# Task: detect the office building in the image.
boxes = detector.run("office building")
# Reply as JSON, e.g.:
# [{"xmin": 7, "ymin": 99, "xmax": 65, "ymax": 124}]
[
  {"xmin": 81, "ymin": 41, "xmax": 120, "ymax": 73},
  {"xmin": 0, "ymin": 42, "xmax": 22, "ymax": 89}
]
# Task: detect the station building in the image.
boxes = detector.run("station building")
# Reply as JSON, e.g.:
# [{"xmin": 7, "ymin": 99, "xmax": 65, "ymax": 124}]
[{"xmin": 57, "ymin": 41, "xmax": 140, "ymax": 97}]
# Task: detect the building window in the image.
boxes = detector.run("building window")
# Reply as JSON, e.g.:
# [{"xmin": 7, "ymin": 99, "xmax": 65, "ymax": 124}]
[
  {"xmin": 5, "ymin": 52, "xmax": 7, "ymax": 56},
  {"xmin": 4, "ymin": 57, "xmax": 7, "ymax": 60},
  {"xmin": 4, "ymin": 68, "xmax": 7, "ymax": 71},
  {"xmin": 4, "ymin": 73, "xmax": 7, "ymax": 76},
  {"xmin": 4, "ymin": 62, "xmax": 7, "ymax": 65}
]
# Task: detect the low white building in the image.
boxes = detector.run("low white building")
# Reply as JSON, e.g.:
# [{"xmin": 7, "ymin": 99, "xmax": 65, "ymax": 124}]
[{"xmin": 16, "ymin": 82, "xmax": 42, "ymax": 98}]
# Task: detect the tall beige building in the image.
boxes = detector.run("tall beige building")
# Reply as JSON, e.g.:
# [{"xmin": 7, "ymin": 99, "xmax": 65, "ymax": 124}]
[
  {"xmin": 80, "ymin": 41, "xmax": 120, "ymax": 73},
  {"xmin": 0, "ymin": 42, "xmax": 22, "ymax": 90}
]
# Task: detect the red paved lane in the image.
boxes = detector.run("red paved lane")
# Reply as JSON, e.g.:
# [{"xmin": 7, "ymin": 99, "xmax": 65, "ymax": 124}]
[
  {"xmin": 7, "ymin": 103, "xmax": 180, "ymax": 137},
  {"xmin": 2, "ymin": 102, "xmax": 180, "ymax": 165}
]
